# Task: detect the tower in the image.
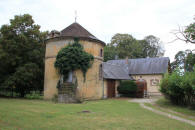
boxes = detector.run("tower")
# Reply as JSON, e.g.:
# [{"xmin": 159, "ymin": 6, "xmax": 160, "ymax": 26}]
[{"xmin": 44, "ymin": 22, "xmax": 105, "ymax": 100}]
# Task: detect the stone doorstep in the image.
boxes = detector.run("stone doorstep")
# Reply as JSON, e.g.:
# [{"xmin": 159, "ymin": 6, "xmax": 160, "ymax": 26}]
[{"xmin": 58, "ymin": 94, "xmax": 77, "ymax": 103}]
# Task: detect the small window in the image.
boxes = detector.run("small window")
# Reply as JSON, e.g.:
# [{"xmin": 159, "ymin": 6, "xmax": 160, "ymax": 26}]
[
  {"xmin": 99, "ymin": 64, "xmax": 103, "ymax": 80},
  {"xmin": 100, "ymin": 49, "xmax": 103, "ymax": 57},
  {"xmin": 150, "ymin": 79, "xmax": 159, "ymax": 86}
]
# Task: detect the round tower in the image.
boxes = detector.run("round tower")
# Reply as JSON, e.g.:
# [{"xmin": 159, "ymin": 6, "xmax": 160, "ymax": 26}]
[{"xmin": 44, "ymin": 22, "xmax": 105, "ymax": 100}]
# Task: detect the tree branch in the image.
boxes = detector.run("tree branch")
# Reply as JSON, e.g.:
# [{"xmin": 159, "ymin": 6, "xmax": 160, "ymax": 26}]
[{"xmin": 170, "ymin": 25, "xmax": 195, "ymax": 44}]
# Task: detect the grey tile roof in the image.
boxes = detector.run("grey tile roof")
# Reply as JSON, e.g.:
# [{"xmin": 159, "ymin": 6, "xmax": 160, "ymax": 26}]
[
  {"xmin": 103, "ymin": 62, "xmax": 133, "ymax": 80},
  {"xmin": 107, "ymin": 57, "xmax": 170, "ymax": 75}
]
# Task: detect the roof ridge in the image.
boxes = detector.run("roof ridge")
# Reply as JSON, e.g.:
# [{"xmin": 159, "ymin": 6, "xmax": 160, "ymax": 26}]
[{"xmin": 129, "ymin": 57, "xmax": 169, "ymax": 60}]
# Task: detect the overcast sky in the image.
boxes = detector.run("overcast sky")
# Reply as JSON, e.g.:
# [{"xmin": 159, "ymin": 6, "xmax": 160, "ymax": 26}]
[{"xmin": 0, "ymin": 0, "xmax": 195, "ymax": 61}]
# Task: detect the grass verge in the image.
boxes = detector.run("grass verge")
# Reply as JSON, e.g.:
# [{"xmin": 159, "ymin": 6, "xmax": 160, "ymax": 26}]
[{"xmin": 145, "ymin": 97, "xmax": 195, "ymax": 122}]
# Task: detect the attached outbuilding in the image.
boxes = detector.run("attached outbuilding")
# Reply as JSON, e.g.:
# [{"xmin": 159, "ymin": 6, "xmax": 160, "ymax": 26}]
[
  {"xmin": 102, "ymin": 62, "xmax": 132, "ymax": 98},
  {"xmin": 107, "ymin": 57, "xmax": 170, "ymax": 96}
]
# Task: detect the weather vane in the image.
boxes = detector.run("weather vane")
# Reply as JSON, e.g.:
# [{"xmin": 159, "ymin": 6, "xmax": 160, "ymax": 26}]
[{"xmin": 75, "ymin": 10, "xmax": 77, "ymax": 22}]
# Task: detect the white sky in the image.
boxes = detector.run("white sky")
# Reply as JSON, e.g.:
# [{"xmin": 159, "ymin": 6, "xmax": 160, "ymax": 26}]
[{"xmin": 0, "ymin": 0, "xmax": 195, "ymax": 61}]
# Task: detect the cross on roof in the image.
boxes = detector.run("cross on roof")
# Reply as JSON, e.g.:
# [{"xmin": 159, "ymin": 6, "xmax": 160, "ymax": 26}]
[{"xmin": 75, "ymin": 11, "xmax": 77, "ymax": 23}]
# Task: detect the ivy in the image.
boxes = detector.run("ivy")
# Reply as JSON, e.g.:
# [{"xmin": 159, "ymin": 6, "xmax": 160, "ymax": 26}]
[{"xmin": 54, "ymin": 40, "xmax": 94, "ymax": 82}]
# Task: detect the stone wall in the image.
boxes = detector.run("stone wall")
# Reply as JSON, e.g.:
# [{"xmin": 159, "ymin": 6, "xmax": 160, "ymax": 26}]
[
  {"xmin": 44, "ymin": 38, "xmax": 104, "ymax": 100},
  {"xmin": 132, "ymin": 74, "xmax": 163, "ymax": 96}
]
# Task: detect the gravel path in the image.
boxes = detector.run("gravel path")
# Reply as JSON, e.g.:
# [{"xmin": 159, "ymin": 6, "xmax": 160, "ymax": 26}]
[{"xmin": 129, "ymin": 98, "xmax": 195, "ymax": 126}]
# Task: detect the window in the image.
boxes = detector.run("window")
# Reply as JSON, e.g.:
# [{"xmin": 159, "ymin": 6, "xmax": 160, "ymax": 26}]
[
  {"xmin": 99, "ymin": 64, "xmax": 103, "ymax": 80},
  {"xmin": 100, "ymin": 48, "xmax": 103, "ymax": 57}
]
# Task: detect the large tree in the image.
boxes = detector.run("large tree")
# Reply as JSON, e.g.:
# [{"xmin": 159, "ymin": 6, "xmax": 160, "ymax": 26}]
[
  {"xmin": 140, "ymin": 35, "xmax": 164, "ymax": 57},
  {"xmin": 0, "ymin": 14, "xmax": 47, "ymax": 97},
  {"xmin": 104, "ymin": 33, "xmax": 164, "ymax": 61},
  {"xmin": 110, "ymin": 33, "xmax": 143, "ymax": 59}
]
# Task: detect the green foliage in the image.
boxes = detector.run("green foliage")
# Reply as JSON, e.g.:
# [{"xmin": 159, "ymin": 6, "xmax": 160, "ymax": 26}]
[
  {"xmin": 160, "ymin": 71, "xmax": 195, "ymax": 108},
  {"xmin": 104, "ymin": 34, "xmax": 164, "ymax": 61},
  {"xmin": 104, "ymin": 44, "xmax": 118, "ymax": 62},
  {"xmin": 0, "ymin": 14, "xmax": 47, "ymax": 97},
  {"xmin": 54, "ymin": 41, "xmax": 94, "ymax": 81},
  {"xmin": 111, "ymin": 33, "xmax": 143, "ymax": 59},
  {"xmin": 184, "ymin": 19, "xmax": 195, "ymax": 43},
  {"xmin": 175, "ymin": 17, "xmax": 195, "ymax": 44},
  {"xmin": 117, "ymin": 80, "xmax": 137, "ymax": 97},
  {"xmin": 171, "ymin": 49, "xmax": 195, "ymax": 72},
  {"xmin": 140, "ymin": 35, "xmax": 164, "ymax": 57},
  {"xmin": 185, "ymin": 51, "xmax": 195, "ymax": 72},
  {"xmin": 25, "ymin": 91, "xmax": 43, "ymax": 99}
]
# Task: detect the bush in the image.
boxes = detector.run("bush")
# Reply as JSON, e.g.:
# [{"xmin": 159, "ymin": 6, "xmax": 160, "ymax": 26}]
[
  {"xmin": 160, "ymin": 71, "xmax": 195, "ymax": 108},
  {"xmin": 117, "ymin": 80, "xmax": 137, "ymax": 97},
  {"xmin": 25, "ymin": 91, "xmax": 43, "ymax": 100}
]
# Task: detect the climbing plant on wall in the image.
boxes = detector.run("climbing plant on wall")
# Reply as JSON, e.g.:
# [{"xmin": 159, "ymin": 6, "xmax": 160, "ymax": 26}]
[{"xmin": 54, "ymin": 39, "xmax": 94, "ymax": 82}]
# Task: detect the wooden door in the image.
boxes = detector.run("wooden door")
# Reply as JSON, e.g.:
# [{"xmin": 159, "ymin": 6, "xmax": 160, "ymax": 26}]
[{"xmin": 107, "ymin": 79, "xmax": 116, "ymax": 98}]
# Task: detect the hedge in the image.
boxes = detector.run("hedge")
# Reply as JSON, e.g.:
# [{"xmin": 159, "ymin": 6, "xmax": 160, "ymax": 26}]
[
  {"xmin": 160, "ymin": 71, "xmax": 195, "ymax": 109},
  {"xmin": 117, "ymin": 80, "xmax": 137, "ymax": 97}
]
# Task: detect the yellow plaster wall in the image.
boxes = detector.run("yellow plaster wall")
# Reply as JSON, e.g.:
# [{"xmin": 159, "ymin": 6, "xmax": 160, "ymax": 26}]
[
  {"xmin": 132, "ymin": 74, "xmax": 163, "ymax": 95},
  {"xmin": 44, "ymin": 58, "xmax": 58, "ymax": 99},
  {"xmin": 75, "ymin": 59, "xmax": 104, "ymax": 100},
  {"xmin": 44, "ymin": 39, "xmax": 104, "ymax": 100},
  {"xmin": 45, "ymin": 39, "xmax": 103, "ymax": 58}
]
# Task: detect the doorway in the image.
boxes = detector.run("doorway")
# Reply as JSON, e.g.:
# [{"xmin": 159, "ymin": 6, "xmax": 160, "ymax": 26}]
[{"xmin": 107, "ymin": 79, "xmax": 116, "ymax": 98}]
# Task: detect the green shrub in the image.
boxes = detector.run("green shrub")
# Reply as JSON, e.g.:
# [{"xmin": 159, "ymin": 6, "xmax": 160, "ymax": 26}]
[
  {"xmin": 160, "ymin": 70, "xmax": 195, "ymax": 108},
  {"xmin": 117, "ymin": 80, "xmax": 137, "ymax": 97},
  {"xmin": 54, "ymin": 39, "xmax": 94, "ymax": 82},
  {"xmin": 25, "ymin": 91, "xmax": 43, "ymax": 100}
]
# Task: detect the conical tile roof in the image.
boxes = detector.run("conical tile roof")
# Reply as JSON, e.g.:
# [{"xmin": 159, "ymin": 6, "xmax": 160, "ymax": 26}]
[{"xmin": 60, "ymin": 22, "xmax": 105, "ymax": 45}]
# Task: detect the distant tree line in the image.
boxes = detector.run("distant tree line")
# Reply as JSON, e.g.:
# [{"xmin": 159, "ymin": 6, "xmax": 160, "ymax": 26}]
[{"xmin": 104, "ymin": 34, "xmax": 165, "ymax": 61}]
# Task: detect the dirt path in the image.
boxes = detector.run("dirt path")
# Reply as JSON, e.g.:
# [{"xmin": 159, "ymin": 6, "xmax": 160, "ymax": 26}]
[{"xmin": 129, "ymin": 98, "xmax": 195, "ymax": 126}]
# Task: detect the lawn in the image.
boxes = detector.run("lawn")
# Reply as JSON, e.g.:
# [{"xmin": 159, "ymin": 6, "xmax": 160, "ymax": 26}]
[
  {"xmin": 156, "ymin": 98, "xmax": 195, "ymax": 117},
  {"xmin": 0, "ymin": 98, "xmax": 194, "ymax": 130}
]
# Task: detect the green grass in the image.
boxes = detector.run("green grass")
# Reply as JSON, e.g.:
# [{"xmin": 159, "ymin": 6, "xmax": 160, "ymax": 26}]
[
  {"xmin": 0, "ymin": 98, "xmax": 194, "ymax": 130},
  {"xmin": 156, "ymin": 98, "xmax": 195, "ymax": 117},
  {"xmin": 145, "ymin": 103, "xmax": 195, "ymax": 122}
]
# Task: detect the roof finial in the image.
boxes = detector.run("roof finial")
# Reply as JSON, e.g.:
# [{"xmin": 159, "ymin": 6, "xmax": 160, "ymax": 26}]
[{"xmin": 75, "ymin": 10, "xmax": 77, "ymax": 23}]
